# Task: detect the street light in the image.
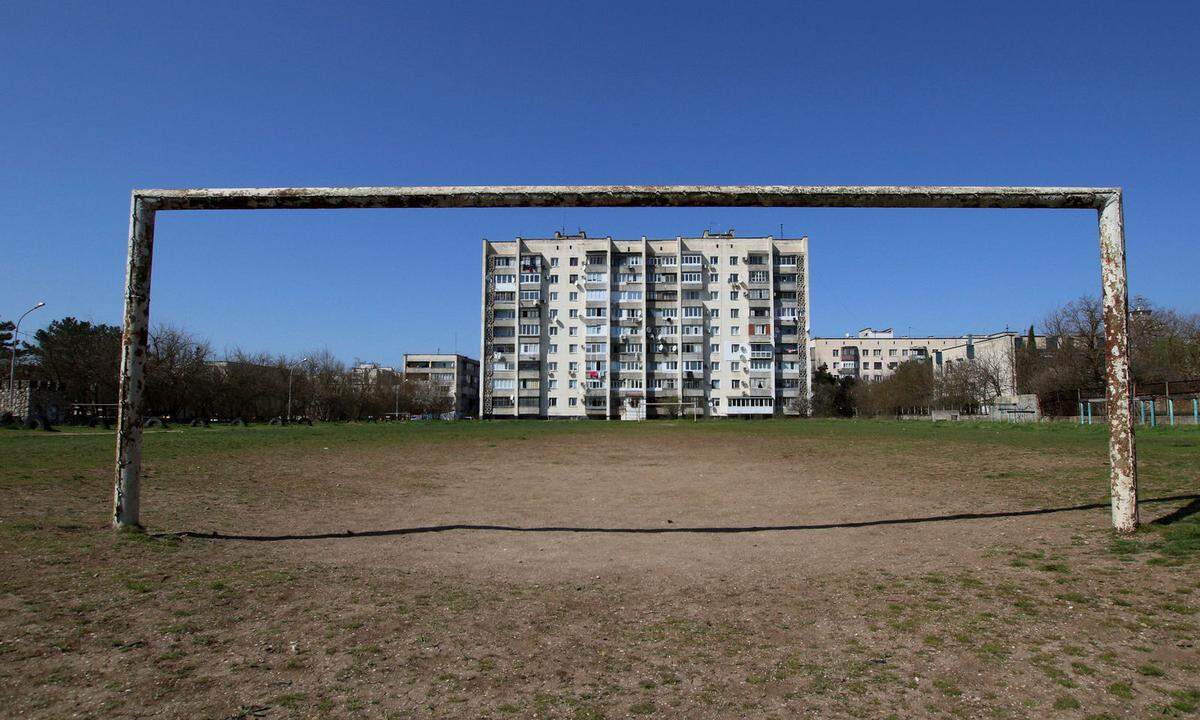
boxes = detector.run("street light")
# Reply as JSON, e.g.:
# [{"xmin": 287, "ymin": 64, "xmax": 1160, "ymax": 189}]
[
  {"xmin": 286, "ymin": 357, "xmax": 309, "ymax": 422},
  {"xmin": 8, "ymin": 301, "xmax": 45, "ymax": 412}
]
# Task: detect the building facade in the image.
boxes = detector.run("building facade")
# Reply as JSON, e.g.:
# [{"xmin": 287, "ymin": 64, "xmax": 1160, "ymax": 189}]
[
  {"xmin": 402, "ymin": 353, "xmax": 480, "ymax": 418},
  {"xmin": 811, "ymin": 327, "xmax": 1043, "ymax": 397},
  {"xmin": 480, "ymin": 230, "xmax": 810, "ymax": 418}
]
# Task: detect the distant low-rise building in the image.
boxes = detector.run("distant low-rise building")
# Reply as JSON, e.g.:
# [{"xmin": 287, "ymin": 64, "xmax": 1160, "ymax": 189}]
[
  {"xmin": 352, "ymin": 362, "xmax": 400, "ymax": 386},
  {"xmin": 402, "ymin": 354, "xmax": 479, "ymax": 418},
  {"xmin": 811, "ymin": 327, "xmax": 1046, "ymax": 399}
]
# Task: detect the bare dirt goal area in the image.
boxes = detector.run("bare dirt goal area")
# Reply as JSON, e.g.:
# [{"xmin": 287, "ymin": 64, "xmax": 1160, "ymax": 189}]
[{"xmin": 1, "ymin": 420, "xmax": 1198, "ymax": 719}]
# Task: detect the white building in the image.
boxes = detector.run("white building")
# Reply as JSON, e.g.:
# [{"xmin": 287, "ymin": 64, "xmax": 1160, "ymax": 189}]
[
  {"xmin": 811, "ymin": 327, "xmax": 1043, "ymax": 397},
  {"xmin": 481, "ymin": 230, "xmax": 810, "ymax": 418}
]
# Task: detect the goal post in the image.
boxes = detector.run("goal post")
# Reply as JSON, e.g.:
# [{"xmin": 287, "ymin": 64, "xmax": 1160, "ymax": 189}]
[{"xmin": 113, "ymin": 185, "xmax": 1137, "ymax": 533}]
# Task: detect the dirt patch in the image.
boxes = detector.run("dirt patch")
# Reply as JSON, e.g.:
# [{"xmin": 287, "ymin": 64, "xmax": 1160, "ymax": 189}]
[{"xmin": 0, "ymin": 421, "xmax": 1197, "ymax": 719}]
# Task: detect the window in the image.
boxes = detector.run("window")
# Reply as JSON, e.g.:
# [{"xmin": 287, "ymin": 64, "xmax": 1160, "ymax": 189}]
[
  {"xmin": 709, "ymin": 343, "xmax": 719, "ymax": 354},
  {"xmin": 519, "ymin": 324, "xmax": 539, "ymax": 335},
  {"xmin": 749, "ymin": 270, "xmax": 768, "ymax": 283},
  {"xmin": 776, "ymin": 255, "xmax": 796, "ymax": 266},
  {"xmin": 682, "ymin": 253, "xmax": 702, "ymax": 265},
  {"xmin": 683, "ymin": 306, "xmax": 703, "ymax": 318},
  {"xmin": 494, "ymin": 273, "xmax": 516, "ymax": 284},
  {"xmin": 709, "ymin": 256, "xmax": 718, "ymax": 264},
  {"xmin": 569, "ymin": 361, "xmax": 579, "ymax": 370},
  {"xmin": 550, "ymin": 291, "xmax": 558, "ymax": 301},
  {"xmin": 889, "ymin": 349, "xmax": 897, "ymax": 356},
  {"xmin": 569, "ymin": 346, "xmax": 578, "ymax": 355},
  {"xmin": 586, "ymin": 306, "xmax": 606, "ymax": 317},
  {"xmin": 548, "ymin": 397, "xmax": 557, "ymax": 406},
  {"xmin": 750, "ymin": 360, "xmax": 771, "ymax": 370},
  {"xmin": 727, "ymin": 273, "xmax": 739, "ymax": 283},
  {"xmin": 493, "ymin": 379, "xmax": 514, "ymax": 390},
  {"xmin": 730, "ymin": 379, "xmax": 741, "ymax": 388},
  {"xmin": 520, "ymin": 273, "xmax": 541, "ymax": 284},
  {"xmin": 832, "ymin": 348, "xmax": 840, "ymax": 357},
  {"xmin": 586, "ymin": 325, "xmax": 605, "ymax": 336},
  {"xmin": 682, "ymin": 272, "xmax": 701, "ymax": 283},
  {"xmin": 547, "ymin": 361, "xmax": 558, "ymax": 371},
  {"xmin": 683, "ymin": 290, "xmax": 701, "ymax": 300},
  {"xmin": 569, "ymin": 274, "xmax": 578, "ymax": 283},
  {"xmin": 708, "ymin": 273, "xmax": 718, "ymax": 283},
  {"xmin": 549, "ymin": 309, "xmax": 558, "ymax": 319},
  {"xmin": 569, "ymin": 326, "xmax": 578, "ymax": 336},
  {"xmin": 617, "ymin": 272, "xmax": 641, "ymax": 282},
  {"xmin": 684, "ymin": 360, "xmax": 704, "ymax": 371},
  {"xmin": 569, "ymin": 291, "xmax": 578, "ymax": 301},
  {"xmin": 586, "ymin": 271, "xmax": 607, "ymax": 282},
  {"xmin": 569, "ymin": 397, "xmax": 577, "ymax": 406},
  {"xmin": 730, "ymin": 326, "xmax": 740, "ymax": 335},
  {"xmin": 616, "ymin": 290, "xmax": 643, "ymax": 301},
  {"xmin": 707, "ymin": 291, "xmax": 719, "ymax": 300},
  {"xmin": 569, "ymin": 257, "xmax": 578, "ymax": 266},
  {"xmin": 710, "ymin": 361, "xmax": 720, "ymax": 371},
  {"xmin": 493, "ymin": 257, "xmax": 515, "ymax": 268},
  {"xmin": 548, "ymin": 326, "xmax": 558, "ymax": 336},
  {"xmin": 731, "ymin": 361, "xmax": 740, "ymax": 371},
  {"xmin": 551, "ymin": 257, "xmax": 559, "ymax": 267},
  {"xmin": 519, "ymin": 342, "xmax": 539, "ymax": 354},
  {"xmin": 494, "ymin": 309, "xmax": 515, "ymax": 320},
  {"xmin": 569, "ymin": 309, "xmax": 578, "ymax": 318},
  {"xmin": 586, "ymin": 290, "xmax": 608, "ymax": 301},
  {"xmin": 730, "ymin": 291, "xmax": 739, "ymax": 300},
  {"xmin": 729, "ymin": 256, "xmax": 738, "ymax": 265},
  {"xmin": 730, "ymin": 309, "xmax": 739, "ymax": 318},
  {"xmin": 708, "ymin": 325, "xmax": 720, "ymax": 336},
  {"xmin": 681, "ymin": 325, "xmax": 703, "ymax": 336},
  {"xmin": 519, "ymin": 289, "xmax": 541, "ymax": 301},
  {"xmin": 627, "ymin": 256, "xmax": 641, "ymax": 266},
  {"xmin": 548, "ymin": 344, "xmax": 558, "ymax": 353}
]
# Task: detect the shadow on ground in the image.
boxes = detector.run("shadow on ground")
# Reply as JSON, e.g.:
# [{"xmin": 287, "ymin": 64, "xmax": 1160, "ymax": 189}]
[{"xmin": 159, "ymin": 493, "xmax": 1200, "ymax": 542}]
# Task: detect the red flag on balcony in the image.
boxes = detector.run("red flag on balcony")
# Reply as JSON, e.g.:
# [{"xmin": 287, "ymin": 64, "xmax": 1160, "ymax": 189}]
[{"xmin": 587, "ymin": 370, "xmax": 599, "ymax": 379}]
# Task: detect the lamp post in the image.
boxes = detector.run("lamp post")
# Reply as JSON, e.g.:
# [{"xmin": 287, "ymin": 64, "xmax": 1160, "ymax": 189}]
[
  {"xmin": 287, "ymin": 357, "xmax": 309, "ymax": 422},
  {"xmin": 8, "ymin": 301, "xmax": 45, "ymax": 412}
]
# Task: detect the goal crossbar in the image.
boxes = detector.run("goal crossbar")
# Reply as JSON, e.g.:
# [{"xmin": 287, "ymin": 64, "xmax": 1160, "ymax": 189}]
[{"xmin": 113, "ymin": 185, "xmax": 1137, "ymax": 532}]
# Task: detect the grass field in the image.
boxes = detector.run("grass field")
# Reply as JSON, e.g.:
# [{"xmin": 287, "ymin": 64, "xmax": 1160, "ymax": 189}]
[{"xmin": 1, "ymin": 419, "xmax": 1198, "ymax": 719}]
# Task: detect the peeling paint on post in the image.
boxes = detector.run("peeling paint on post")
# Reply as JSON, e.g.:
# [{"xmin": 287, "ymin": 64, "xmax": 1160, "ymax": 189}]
[
  {"xmin": 113, "ymin": 194, "xmax": 155, "ymax": 530},
  {"xmin": 1098, "ymin": 192, "xmax": 1138, "ymax": 533},
  {"xmin": 112, "ymin": 184, "xmax": 1138, "ymax": 532}
]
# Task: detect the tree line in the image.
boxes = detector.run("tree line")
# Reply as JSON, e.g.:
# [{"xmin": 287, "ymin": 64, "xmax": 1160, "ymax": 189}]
[
  {"xmin": 810, "ymin": 295, "xmax": 1200, "ymax": 418},
  {"xmin": 2, "ymin": 318, "xmax": 454, "ymax": 421}
]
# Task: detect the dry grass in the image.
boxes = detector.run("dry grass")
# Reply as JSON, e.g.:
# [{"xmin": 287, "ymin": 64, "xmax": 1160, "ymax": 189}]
[{"xmin": 0, "ymin": 419, "xmax": 1197, "ymax": 718}]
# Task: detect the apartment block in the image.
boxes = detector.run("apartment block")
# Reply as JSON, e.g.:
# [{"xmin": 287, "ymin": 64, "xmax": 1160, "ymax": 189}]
[
  {"xmin": 480, "ymin": 230, "xmax": 810, "ymax": 419},
  {"xmin": 810, "ymin": 328, "xmax": 965, "ymax": 382},
  {"xmin": 811, "ymin": 327, "xmax": 1044, "ymax": 396},
  {"xmin": 402, "ymin": 353, "xmax": 480, "ymax": 418}
]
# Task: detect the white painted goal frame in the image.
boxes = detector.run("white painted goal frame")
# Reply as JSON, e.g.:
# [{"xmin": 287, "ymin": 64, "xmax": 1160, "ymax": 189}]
[{"xmin": 113, "ymin": 185, "xmax": 1137, "ymax": 533}]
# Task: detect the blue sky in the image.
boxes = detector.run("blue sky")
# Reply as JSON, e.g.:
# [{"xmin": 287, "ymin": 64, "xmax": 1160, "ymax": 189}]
[{"xmin": 2, "ymin": 1, "xmax": 1196, "ymax": 366}]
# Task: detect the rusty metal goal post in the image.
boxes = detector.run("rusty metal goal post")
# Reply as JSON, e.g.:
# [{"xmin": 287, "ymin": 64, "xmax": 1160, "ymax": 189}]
[{"xmin": 113, "ymin": 185, "xmax": 1137, "ymax": 533}]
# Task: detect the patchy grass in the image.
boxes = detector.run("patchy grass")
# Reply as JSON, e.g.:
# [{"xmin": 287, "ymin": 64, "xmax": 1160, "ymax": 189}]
[{"xmin": 0, "ymin": 419, "xmax": 1196, "ymax": 718}]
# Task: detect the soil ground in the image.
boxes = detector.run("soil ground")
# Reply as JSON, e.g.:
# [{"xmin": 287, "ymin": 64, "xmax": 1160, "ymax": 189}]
[{"xmin": 1, "ymin": 419, "xmax": 1198, "ymax": 719}]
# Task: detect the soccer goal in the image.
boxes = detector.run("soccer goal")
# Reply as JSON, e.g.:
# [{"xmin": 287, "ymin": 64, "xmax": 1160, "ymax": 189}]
[{"xmin": 111, "ymin": 185, "xmax": 1138, "ymax": 533}]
